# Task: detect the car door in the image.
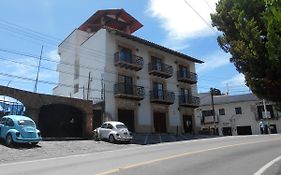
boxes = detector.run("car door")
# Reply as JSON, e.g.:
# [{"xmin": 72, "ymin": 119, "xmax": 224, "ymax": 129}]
[
  {"xmin": 99, "ymin": 123, "xmax": 108, "ymax": 139},
  {"xmin": 105, "ymin": 124, "xmax": 114, "ymax": 139},
  {"xmin": 0, "ymin": 117, "xmax": 7, "ymax": 138},
  {"xmin": 1, "ymin": 118, "xmax": 13, "ymax": 138},
  {"xmin": 100, "ymin": 123, "xmax": 113, "ymax": 139}
]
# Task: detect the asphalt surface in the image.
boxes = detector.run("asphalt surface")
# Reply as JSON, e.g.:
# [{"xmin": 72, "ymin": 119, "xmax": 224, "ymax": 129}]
[{"xmin": 0, "ymin": 135, "xmax": 281, "ymax": 175}]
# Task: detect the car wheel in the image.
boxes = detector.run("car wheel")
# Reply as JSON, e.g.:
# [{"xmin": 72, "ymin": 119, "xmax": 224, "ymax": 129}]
[
  {"xmin": 6, "ymin": 133, "xmax": 13, "ymax": 147},
  {"xmin": 109, "ymin": 134, "xmax": 115, "ymax": 143},
  {"xmin": 31, "ymin": 142, "xmax": 39, "ymax": 146}
]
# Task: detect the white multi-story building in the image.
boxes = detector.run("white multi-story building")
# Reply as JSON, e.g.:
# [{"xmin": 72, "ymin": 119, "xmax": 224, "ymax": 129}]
[
  {"xmin": 195, "ymin": 93, "xmax": 281, "ymax": 136},
  {"xmin": 53, "ymin": 9, "xmax": 203, "ymax": 134}
]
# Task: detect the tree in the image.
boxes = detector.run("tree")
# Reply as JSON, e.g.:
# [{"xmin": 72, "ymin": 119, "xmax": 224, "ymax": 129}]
[{"xmin": 211, "ymin": 0, "xmax": 281, "ymax": 103}]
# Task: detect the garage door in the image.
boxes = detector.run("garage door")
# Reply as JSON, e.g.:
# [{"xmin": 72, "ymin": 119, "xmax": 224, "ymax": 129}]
[
  {"xmin": 222, "ymin": 127, "xmax": 232, "ymax": 136},
  {"xmin": 237, "ymin": 126, "xmax": 252, "ymax": 135},
  {"xmin": 118, "ymin": 109, "xmax": 135, "ymax": 132}
]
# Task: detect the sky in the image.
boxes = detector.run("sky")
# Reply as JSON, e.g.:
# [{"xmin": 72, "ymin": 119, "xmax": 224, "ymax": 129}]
[{"xmin": 0, "ymin": 0, "xmax": 251, "ymax": 97}]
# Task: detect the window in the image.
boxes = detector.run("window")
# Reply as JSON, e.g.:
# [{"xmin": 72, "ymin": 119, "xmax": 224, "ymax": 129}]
[
  {"xmin": 118, "ymin": 75, "xmax": 133, "ymax": 94},
  {"xmin": 235, "ymin": 107, "xmax": 242, "ymax": 115},
  {"xmin": 101, "ymin": 123, "xmax": 107, "ymax": 128},
  {"xmin": 179, "ymin": 65, "xmax": 189, "ymax": 77},
  {"xmin": 180, "ymin": 88, "xmax": 189, "ymax": 103},
  {"xmin": 202, "ymin": 110, "xmax": 214, "ymax": 117},
  {"xmin": 153, "ymin": 82, "xmax": 164, "ymax": 99},
  {"xmin": 257, "ymin": 105, "xmax": 274, "ymax": 119},
  {"xmin": 74, "ymin": 84, "xmax": 79, "ymax": 94},
  {"xmin": 0, "ymin": 117, "xmax": 7, "ymax": 124},
  {"xmin": 6, "ymin": 118, "xmax": 14, "ymax": 127},
  {"xmin": 118, "ymin": 75, "xmax": 133, "ymax": 85},
  {"xmin": 119, "ymin": 47, "xmax": 132, "ymax": 63},
  {"xmin": 151, "ymin": 56, "xmax": 162, "ymax": 71},
  {"xmin": 107, "ymin": 124, "xmax": 113, "ymax": 129},
  {"xmin": 219, "ymin": 108, "xmax": 225, "ymax": 115},
  {"xmin": 18, "ymin": 120, "xmax": 35, "ymax": 126}
]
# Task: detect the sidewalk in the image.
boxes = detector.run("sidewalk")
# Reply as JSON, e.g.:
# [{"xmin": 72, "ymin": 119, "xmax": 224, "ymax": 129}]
[{"xmin": 132, "ymin": 133, "xmax": 217, "ymax": 145}]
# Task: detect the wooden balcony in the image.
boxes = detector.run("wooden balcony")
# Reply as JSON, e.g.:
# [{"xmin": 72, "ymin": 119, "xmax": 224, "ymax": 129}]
[
  {"xmin": 114, "ymin": 52, "xmax": 144, "ymax": 71},
  {"xmin": 148, "ymin": 63, "xmax": 173, "ymax": 78},
  {"xmin": 177, "ymin": 71, "xmax": 197, "ymax": 84},
  {"xmin": 179, "ymin": 95, "xmax": 200, "ymax": 108},
  {"xmin": 150, "ymin": 90, "xmax": 175, "ymax": 105},
  {"xmin": 114, "ymin": 83, "xmax": 145, "ymax": 101}
]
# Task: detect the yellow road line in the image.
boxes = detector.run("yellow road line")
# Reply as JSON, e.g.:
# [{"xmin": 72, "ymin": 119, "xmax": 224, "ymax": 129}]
[{"xmin": 96, "ymin": 138, "xmax": 281, "ymax": 175}]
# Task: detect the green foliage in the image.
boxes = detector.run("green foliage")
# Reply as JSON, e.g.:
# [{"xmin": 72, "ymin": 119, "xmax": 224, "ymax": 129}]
[{"xmin": 211, "ymin": 0, "xmax": 281, "ymax": 103}]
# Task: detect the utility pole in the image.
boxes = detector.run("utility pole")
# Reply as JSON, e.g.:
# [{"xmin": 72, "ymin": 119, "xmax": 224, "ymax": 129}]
[
  {"xmin": 210, "ymin": 88, "xmax": 216, "ymax": 135},
  {"xmin": 263, "ymin": 99, "xmax": 270, "ymax": 133},
  {"xmin": 3, "ymin": 80, "xmax": 12, "ymax": 113},
  {"xmin": 34, "ymin": 45, "xmax": 43, "ymax": 93}
]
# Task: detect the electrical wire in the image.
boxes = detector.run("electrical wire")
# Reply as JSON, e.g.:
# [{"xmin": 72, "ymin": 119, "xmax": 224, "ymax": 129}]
[{"xmin": 183, "ymin": 0, "xmax": 218, "ymax": 34}]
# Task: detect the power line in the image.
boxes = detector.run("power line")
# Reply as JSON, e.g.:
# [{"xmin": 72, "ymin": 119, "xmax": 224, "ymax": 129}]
[
  {"xmin": 183, "ymin": 0, "xmax": 218, "ymax": 34},
  {"xmin": 0, "ymin": 20, "xmax": 118, "ymax": 61},
  {"xmin": 204, "ymin": 0, "xmax": 215, "ymax": 13}
]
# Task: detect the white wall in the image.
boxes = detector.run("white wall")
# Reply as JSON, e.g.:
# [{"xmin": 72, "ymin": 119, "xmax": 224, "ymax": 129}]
[
  {"xmin": 197, "ymin": 99, "xmax": 281, "ymax": 135},
  {"xmin": 53, "ymin": 29, "xmax": 91, "ymax": 98}
]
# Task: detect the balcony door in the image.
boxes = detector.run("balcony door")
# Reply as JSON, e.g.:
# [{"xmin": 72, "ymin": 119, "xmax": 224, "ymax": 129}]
[
  {"xmin": 118, "ymin": 75, "xmax": 133, "ymax": 95},
  {"xmin": 153, "ymin": 82, "xmax": 164, "ymax": 99},
  {"xmin": 120, "ymin": 47, "xmax": 132, "ymax": 63},
  {"xmin": 180, "ymin": 88, "xmax": 189, "ymax": 103},
  {"xmin": 152, "ymin": 57, "xmax": 162, "ymax": 71},
  {"xmin": 179, "ymin": 65, "xmax": 188, "ymax": 77}
]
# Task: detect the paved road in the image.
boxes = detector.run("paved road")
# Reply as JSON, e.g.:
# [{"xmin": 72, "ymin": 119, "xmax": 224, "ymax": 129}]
[{"xmin": 0, "ymin": 135, "xmax": 281, "ymax": 175}]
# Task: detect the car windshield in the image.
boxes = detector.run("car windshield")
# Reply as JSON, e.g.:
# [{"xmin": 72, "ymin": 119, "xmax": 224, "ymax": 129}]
[
  {"xmin": 18, "ymin": 120, "xmax": 35, "ymax": 126},
  {"xmin": 116, "ymin": 124, "xmax": 127, "ymax": 129}
]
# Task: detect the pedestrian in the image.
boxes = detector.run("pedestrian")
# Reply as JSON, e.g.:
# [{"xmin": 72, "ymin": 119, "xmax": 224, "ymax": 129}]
[{"xmin": 259, "ymin": 119, "xmax": 265, "ymax": 134}]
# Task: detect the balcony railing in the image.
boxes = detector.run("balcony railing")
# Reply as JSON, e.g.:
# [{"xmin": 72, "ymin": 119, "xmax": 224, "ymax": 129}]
[
  {"xmin": 202, "ymin": 115, "xmax": 219, "ymax": 124},
  {"xmin": 179, "ymin": 94, "xmax": 200, "ymax": 107},
  {"xmin": 148, "ymin": 62, "xmax": 173, "ymax": 78},
  {"xmin": 150, "ymin": 90, "xmax": 175, "ymax": 104},
  {"xmin": 114, "ymin": 52, "xmax": 144, "ymax": 71},
  {"xmin": 177, "ymin": 71, "xmax": 197, "ymax": 84},
  {"xmin": 114, "ymin": 83, "xmax": 145, "ymax": 100}
]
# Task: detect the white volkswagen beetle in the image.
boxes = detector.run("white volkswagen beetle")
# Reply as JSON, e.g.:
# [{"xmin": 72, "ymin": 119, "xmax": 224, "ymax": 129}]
[{"xmin": 93, "ymin": 121, "xmax": 133, "ymax": 143}]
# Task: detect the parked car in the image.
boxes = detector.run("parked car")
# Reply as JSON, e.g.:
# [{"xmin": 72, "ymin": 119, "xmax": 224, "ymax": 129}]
[
  {"xmin": 93, "ymin": 121, "xmax": 133, "ymax": 143},
  {"xmin": 0, "ymin": 115, "xmax": 42, "ymax": 146}
]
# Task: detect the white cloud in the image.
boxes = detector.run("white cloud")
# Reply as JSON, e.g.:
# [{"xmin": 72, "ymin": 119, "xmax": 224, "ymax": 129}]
[
  {"xmin": 3, "ymin": 58, "xmax": 37, "ymax": 79},
  {"xmin": 47, "ymin": 49, "xmax": 60, "ymax": 61},
  {"xmin": 147, "ymin": 0, "xmax": 218, "ymax": 42},
  {"xmin": 196, "ymin": 51, "xmax": 230, "ymax": 73},
  {"xmin": 222, "ymin": 73, "xmax": 246, "ymax": 87}
]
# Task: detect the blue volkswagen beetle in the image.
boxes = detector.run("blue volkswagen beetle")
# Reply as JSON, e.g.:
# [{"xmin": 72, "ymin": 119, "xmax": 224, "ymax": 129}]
[{"xmin": 0, "ymin": 115, "xmax": 42, "ymax": 146}]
